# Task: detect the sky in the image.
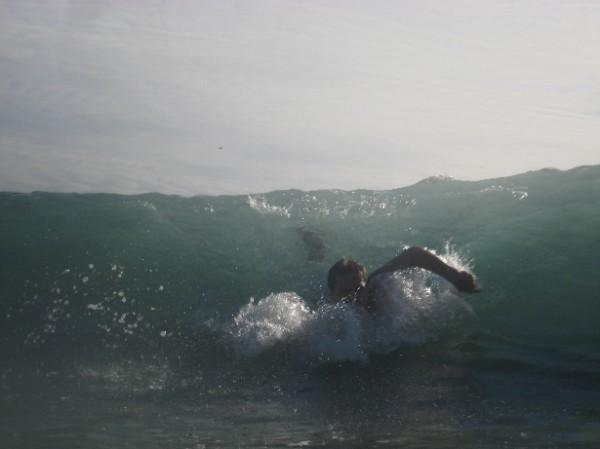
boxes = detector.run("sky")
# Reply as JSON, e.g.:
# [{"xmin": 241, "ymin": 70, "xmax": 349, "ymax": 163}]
[{"xmin": 0, "ymin": 0, "xmax": 599, "ymax": 195}]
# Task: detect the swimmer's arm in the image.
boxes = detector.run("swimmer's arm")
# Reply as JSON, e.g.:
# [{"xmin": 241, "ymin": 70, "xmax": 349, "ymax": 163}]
[{"xmin": 368, "ymin": 246, "xmax": 479, "ymax": 293}]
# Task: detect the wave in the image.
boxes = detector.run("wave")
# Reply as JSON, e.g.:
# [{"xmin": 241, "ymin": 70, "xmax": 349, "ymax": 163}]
[{"xmin": 0, "ymin": 165, "xmax": 599, "ymax": 365}]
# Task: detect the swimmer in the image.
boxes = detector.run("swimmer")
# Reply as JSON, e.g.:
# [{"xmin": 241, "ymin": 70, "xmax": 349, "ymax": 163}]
[{"xmin": 327, "ymin": 246, "xmax": 479, "ymax": 310}]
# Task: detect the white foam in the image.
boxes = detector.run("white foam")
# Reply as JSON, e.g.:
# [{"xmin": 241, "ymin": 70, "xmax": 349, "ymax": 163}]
[
  {"xmin": 246, "ymin": 195, "xmax": 291, "ymax": 218},
  {"xmin": 230, "ymin": 293, "xmax": 312, "ymax": 356},
  {"xmin": 480, "ymin": 184, "xmax": 529, "ymax": 201},
  {"xmin": 227, "ymin": 248, "xmax": 473, "ymax": 362},
  {"xmin": 228, "ymin": 292, "xmax": 368, "ymax": 361}
]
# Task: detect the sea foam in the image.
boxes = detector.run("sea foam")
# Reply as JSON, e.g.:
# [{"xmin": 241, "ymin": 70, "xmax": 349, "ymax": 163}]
[{"xmin": 228, "ymin": 246, "xmax": 473, "ymax": 362}]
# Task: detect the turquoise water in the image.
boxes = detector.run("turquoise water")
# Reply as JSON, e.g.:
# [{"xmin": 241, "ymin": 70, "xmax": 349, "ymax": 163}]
[{"xmin": 1, "ymin": 165, "xmax": 600, "ymax": 447}]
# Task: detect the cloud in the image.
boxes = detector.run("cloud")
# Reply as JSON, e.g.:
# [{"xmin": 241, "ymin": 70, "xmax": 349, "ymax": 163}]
[{"xmin": 1, "ymin": 1, "xmax": 599, "ymax": 194}]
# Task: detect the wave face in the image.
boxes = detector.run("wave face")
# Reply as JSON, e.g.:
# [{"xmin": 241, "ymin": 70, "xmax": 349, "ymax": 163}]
[{"xmin": 1, "ymin": 165, "xmax": 600, "ymax": 364}]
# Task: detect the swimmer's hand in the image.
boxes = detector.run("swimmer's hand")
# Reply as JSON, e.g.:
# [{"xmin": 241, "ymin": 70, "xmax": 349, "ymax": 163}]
[{"xmin": 450, "ymin": 270, "xmax": 480, "ymax": 293}]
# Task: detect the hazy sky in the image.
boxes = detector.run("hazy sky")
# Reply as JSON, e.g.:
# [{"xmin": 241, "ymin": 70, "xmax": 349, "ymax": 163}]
[{"xmin": 1, "ymin": 0, "xmax": 599, "ymax": 195}]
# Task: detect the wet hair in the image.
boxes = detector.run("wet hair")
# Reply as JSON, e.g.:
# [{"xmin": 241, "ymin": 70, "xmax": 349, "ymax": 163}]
[{"xmin": 327, "ymin": 258, "xmax": 368, "ymax": 292}]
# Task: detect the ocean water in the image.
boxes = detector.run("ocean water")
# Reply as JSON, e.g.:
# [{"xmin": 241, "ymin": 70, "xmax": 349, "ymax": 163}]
[{"xmin": 1, "ymin": 165, "xmax": 600, "ymax": 448}]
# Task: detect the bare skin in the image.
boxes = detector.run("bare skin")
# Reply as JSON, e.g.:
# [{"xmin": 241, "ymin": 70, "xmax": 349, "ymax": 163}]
[{"xmin": 329, "ymin": 246, "xmax": 479, "ymax": 309}]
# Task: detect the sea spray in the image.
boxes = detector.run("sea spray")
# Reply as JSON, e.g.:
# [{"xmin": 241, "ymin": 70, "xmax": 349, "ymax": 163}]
[{"xmin": 227, "ymin": 245, "xmax": 473, "ymax": 363}]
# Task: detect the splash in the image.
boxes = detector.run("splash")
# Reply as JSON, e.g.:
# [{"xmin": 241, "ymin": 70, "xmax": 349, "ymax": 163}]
[
  {"xmin": 228, "ymin": 292, "xmax": 367, "ymax": 361},
  {"xmin": 230, "ymin": 292, "xmax": 312, "ymax": 356},
  {"xmin": 228, "ymin": 246, "xmax": 473, "ymax": 362}
]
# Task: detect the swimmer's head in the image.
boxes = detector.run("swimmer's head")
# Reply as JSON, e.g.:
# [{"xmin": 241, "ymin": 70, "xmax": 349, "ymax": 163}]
[{"xmin": 327, "ymin": 258, "xmax": 368, "ymax": 303}]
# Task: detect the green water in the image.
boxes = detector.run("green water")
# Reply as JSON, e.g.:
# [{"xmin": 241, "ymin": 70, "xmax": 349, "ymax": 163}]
[{"xmin": 1, "ymin": 165, "xmax": 600, "ymax": 448}]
